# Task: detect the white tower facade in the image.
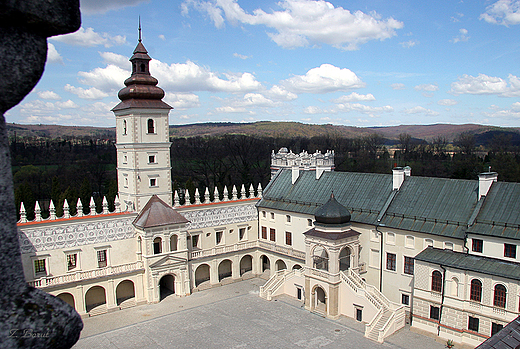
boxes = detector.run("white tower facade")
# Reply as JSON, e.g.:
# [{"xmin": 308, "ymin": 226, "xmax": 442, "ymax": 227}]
[{"xmin": 112, "ymin": 31, "xmax": 173, "ymax": 211}]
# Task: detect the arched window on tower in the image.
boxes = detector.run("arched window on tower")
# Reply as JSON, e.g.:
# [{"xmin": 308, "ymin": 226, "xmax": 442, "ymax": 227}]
[
  {"xmin": 147, "ymin": 119, "xmax": 155, "ymax": 134},
  {"xmin": 431, "ymin": 270, "xmax": 442, "ymax": 293},
  {"xmin": 339, "ymin": 247, "xmax": 351, "ymax": 271},
  {"xmin": 123, "ymin": 120, "xmax": 127, "ymax": 135},
  {"xmin": 313, "ymin": 246, "xmax": 329, "ymax": 271},
  {"xmin": 140, "ymin": 63, "xmax": 145, "ymax": 73},
  {"xmin": 153, "ymin": 237, "xmax": 162, "ymax": 255}
]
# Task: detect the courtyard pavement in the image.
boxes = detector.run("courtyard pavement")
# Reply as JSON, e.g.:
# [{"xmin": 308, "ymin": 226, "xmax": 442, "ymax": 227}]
[{"xmin": 73, "ymin": 278, "xmax": 448, "ymax": 349}]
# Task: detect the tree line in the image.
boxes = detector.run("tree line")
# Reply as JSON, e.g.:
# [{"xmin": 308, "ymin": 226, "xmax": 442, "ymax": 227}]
[{"xmin": 10, "ymin": 131, "xmax": 520, "ymax": 220}]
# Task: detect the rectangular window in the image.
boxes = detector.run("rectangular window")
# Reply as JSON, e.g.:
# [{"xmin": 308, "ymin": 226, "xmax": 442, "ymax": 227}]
[
  {"xmin": 34, "ymin": 259, "xmax": 46, "ymax": 274},
  {"xmin": 67, "ymin": 254, "xmax": 77, "ymax": 271},
  {"xmin": 97, "ymin": 250, "xmax": 107, "ymax": 268},
  {"xmin": 148, "ymin": 155, "xmax": 156, "ymax": 163},
  {"xmin": 404, "ymin": 256, "xmax": 414, "ymax": 275},
  {"xmin": 430, "ymin": 306, "xmax": 440, "ymax": 321},
  {"xmin": 386, "ymin": 253, "xmax": 396, "ymax": 271},
  {"xmin": 262, "ymin": 211, "xmax": 266, "ymax": 218},
  {"xmin": 468, "ymin": 316, "xmax": 480, "ymax": 332},
  {"xmin": 192, "ymin": 235, "xmax": 199, "ymax": 248},
  {"xmin": 505, "ymin": 243, "xmax": 516, "ymax": 258},
  {"xmin": 261, "ymin": 226, "xmax": 267, "ymax": 239},
  {"xmin": 307, "ymin": 219, "xmax": 313, "ymax": 227},
  {"xmin": 472, "ymin": 239, "xmax": 483, "ymax": 253},
  {"xmin": 402, "ymin": 294, "xmax": 410, "ymax": 305},
  {"xmin": 356, "ymin": 308, "xmax": 363, "ymax": 322},
  {"xmin": 285, "ymin": 232, "xmax": 292, "ymax": 245},
  {"xmin": 491, "ymin": 323, "xmax": 504, "ymax": 336},
  {"xmin": 239, "ymin": 228, "xmax": 246, "ymax": 240},
  {"xmin": 216, "ymin": 231, "xmax": 223, "ymax": 245},
  {"xmin": 286, "ymin": 215, "xmax": 291, "ymax": 223},
  {"xmin": 270, "ymin": 212, "xmax": 275, "ymax": 220},
  {"xmin": 270, "ymin": 228, "xmax": 276, "ymax": 242},
  {"xmin": 150, "ymin": 178, "xmax": 157, "ymax": 187}
]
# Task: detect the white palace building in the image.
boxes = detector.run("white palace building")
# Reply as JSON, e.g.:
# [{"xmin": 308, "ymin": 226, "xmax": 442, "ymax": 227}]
[{"xmin": 17, "ymin": 36, "xmax": 520, "ymax": 347}]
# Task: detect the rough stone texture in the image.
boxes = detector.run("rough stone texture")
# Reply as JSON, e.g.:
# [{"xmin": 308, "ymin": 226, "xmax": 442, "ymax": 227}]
[{"xmin": 0, "ymin": 1, "xmax": 82, "ymax": 348}]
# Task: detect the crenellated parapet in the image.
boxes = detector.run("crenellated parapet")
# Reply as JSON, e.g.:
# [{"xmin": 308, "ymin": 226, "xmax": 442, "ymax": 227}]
[
  {"xmin": 18, "ymin": 195, "xmax": 122, "ymax": 224},
  {"xmin": 173, "ymin": 183, "xmax": 262, "ymax": 207},
  {"xmin": 271, "ymin": 148, "xmax": 334, "ymax": 179}
]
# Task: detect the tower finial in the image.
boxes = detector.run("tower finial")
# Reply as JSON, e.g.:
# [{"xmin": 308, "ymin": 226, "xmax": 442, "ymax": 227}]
[{"xmin": 138, "ymin": 16, "xmax": 142, "ymax": 42}]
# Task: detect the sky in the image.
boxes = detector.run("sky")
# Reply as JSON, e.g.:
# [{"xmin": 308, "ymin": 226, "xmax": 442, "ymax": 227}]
[{"xmin": 5, "ymin": 0, "xmax": 520, "ymax": 128}]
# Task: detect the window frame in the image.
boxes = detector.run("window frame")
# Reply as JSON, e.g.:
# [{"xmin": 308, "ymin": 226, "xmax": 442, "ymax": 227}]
[
  {"xmin": 147, "ymin": 118, "xmax": 155, "ymax": 134},
  {"xmin": 470, "ymin": 279, "xmax": 482, "ymax": 302},
  {"xmin": 216, "ymin": 231, "xmax": 223, "ymax": 245},
  {"xmin": 401, "ymin": 294, "xmax": 410, "ymax": 305},
  {"xmin": 472, "ymin": 238, "xmax": 483, "ymax": 253},
  {"xmin": 468, "ymin": 316, "xmax": 480, "ymax": 332},
  {"xmin": 431, "ymin": 270, "xmax": 443, "ymax": 293},
  {"xmin": 404, "ymin": 256, "xmax": 414, "ymax": 275},
  {"xmin": 269, "ymin": 228, "xmax": 276, "ymax": 242},
  {"xmin": 97, "ymin": 249, "xmax": 108, "ymax": 268},
  {"xmin": 430, "ymin": 305, "xmax": 440, "ymax": 321},
  {"xmin": 494, "ymin": 284, "xmax": 507, "ymax": 308},
  {"xmin": 285, "ymin": 231, "xmax": 292, "ymax": 246},
  {"xmin": 261, "ymin": 226, "xmax": 267, "ymax": 239},
  {"xmin": 504, "ymin": 243, "xmax": 516, "ymax": 258},
  {"xmin": 386, "ymin": 252, "xmax": 396, "ymax": 271}
]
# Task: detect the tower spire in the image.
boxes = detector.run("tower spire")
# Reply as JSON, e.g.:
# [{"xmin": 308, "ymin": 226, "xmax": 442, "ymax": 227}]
[{"xmin": 138, "ymin": 16, "xmax": 142, "ymax": 42}]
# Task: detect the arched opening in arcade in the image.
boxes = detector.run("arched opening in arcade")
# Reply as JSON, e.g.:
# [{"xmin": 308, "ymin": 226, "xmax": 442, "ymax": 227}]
[
  {"xmin": 85, "ymin": 286, "xmax": 107, "ymax": 313},
  {"xmin": 240, "ymin": 255, "xmax": 253, "ymax": 276},
  {"xmin": 314, "ymin": 286, "xmax": 327, "ymax": 313},
  {"xmin": 261, "ymin": 255, "xmax": 270, "ymax": 277},
  {"xmin": 292, "ymin": 264, "xmax": 302, "ymax": 270},
  {"xmin": 275, "ymin": 259, "xmax": 287, "ymax": 271},
  {"xmin": 159, "ymin": 274, "xmax": 175, "ymax": 301},
  {"xmin": 116, "ymin": 280, "xmax": 136, "ymax": 306},
  {"xmin": 195, "ymin": 264, "xmax": 210, "ymax": 287},
  {"xmin": 57, "ymin": 292, "xmax": 75, "ymax": 310},
  {"xmin": 218, "ymin": 259, "xmax": 233, "ymax": 282}
]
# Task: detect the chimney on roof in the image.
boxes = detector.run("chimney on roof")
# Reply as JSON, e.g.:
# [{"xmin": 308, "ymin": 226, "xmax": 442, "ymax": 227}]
[
  {"xmin": 393, "ymin": 167, "xmax": 405, "ymax": 190},
  {"xmin": 292, "ymin": 166, "xmax": 301, "ymax": 184},
  {"xmin": 404, "ymin": 166, "xmax": 411, "ymax": 177},
  {"xmin": 478, "ymin": 172, "xmax": 498, "ymax": 199}
]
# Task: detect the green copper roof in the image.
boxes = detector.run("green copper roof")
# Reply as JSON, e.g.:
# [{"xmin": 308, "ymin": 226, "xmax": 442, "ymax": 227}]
[
  {"xmin": 416, "ymin": 247, "xmax": 520, "ymax": 281},
  {"xmin": 469, "ymin": 182, "xmax": 520, "ymax": 240}
]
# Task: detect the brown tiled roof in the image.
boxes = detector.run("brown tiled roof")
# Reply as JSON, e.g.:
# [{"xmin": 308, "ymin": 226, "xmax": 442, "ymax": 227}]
[
  {"xmin": 304, "ymin": 227, "xmax": 360, "ymax": 240},
  {"xmin": 133, "ymin": 195, "xmax": 189, "ymax": 228}
]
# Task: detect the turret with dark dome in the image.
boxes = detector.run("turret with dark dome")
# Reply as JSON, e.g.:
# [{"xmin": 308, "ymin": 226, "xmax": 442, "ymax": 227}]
[{"xmin": 314, "ymin": 192, "xmax": 351, "ymax": 225}]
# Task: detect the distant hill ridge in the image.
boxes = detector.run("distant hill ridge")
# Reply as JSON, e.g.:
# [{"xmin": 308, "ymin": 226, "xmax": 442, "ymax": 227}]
[{"xmin": 7, "ymin": 121, "xmax": 520, "ymax": 144}]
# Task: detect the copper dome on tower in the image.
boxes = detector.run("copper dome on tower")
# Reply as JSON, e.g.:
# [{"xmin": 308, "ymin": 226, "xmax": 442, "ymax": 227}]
[
  {"xmin": 112, "ymin": 22, "xmax": 171, "ymax": 111},
  {"xmin": 314, "ymin": 192, "xmax": 351, "ymax": 225}
]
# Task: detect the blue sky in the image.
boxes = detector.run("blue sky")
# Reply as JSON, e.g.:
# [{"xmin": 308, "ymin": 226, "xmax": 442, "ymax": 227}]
[{"xmin": 5, "ymin": 0, "xmax": 520, "ymax": 127}]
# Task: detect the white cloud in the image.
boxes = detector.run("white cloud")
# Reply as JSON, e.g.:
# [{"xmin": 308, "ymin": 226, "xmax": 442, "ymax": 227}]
[
  {"xmin": 37, "ymin": 91, "xmax": 61, "ymax": 100},
  {"xmin": 265, "ymin": 85, "xmax": 298, "ymax": 101},
  {"xmin": 303, "ymin": 106, "xmax": 326, "ymax": 114},
  {"xmin": 483, "ymin": 102, "xmax": 520, "ymax": 119},
  {"xmin": 78, "ymin": 65, "xmax": 130, "ymax": 92},
  {"xmin": 451, "ymin": 28, "xmax": 469, "ymax": 43},
  {"xmin": 214, "ymin": 106, "xmax": 252, "ymax": 113},
  {"xmin": 331, "ymin": 92, "xmax": 375, "ymax": 103},
  {"xmin": 79, "ymin": 0, "xmax": 149, "ymax": 15},
  {"xmin": 56, "ymin": 100, "xmax": 79, "ymax": 109},
  {"xmin": 159, "ymin": 34, "xmax": 166, "ymax": 40},
  {"xmin": 233, "ymin": 53, "xmax": 251, "ymax": 59},
  {"xmin": 399, "ymin": 40, "xmax": 417, "ymax": 48},
  {"xmin": 65, "ymin": 84, "xmax": 109, "ymax": 100},
  {"xmin": 437, "ymin": 99, "xmax": 458, "ymax": 106},
  {"xmin": 449, "ymin": 73, "xmax": 520, "ymax": 96},
  {"xmin": 414, "ymin": 84, "xmax": 439, "ymax": 92},
  {"xmin": 99, "ymin": 52, "xmax": 130, "ymax": 70},
  {"xmin": 403, "ymin": 106, "xmax": 439, "ymax": 116},
  {"xmin": 151, "ymin": 60, "xmax": 262, "ymax": 93},
  {"xmin": 182, "ymin": 0, "xmax": 403, "ymax": 50},
  {"xmin": 336, "ymin": 103, "xmax": 393, "ymax": 116},
  {"xmin": 480, "ymin": 0, "xmax": 520, "ymax": 26},
  {"xmin": 390, "ymin": 83, "xmax": 406, "ymax": 90},
  {"xmin": 51, "ymin": 27, "xmax": 127, "ymax": 48},
  {"xmin": 164, "ymin": 93, "xmax": 201, "ymax": 109},
  {"xmin": 282, "ymin": 64, "xmax": 365, "ymax": 93},
  {"xmin": 47, "ymin": 43, "xmax": 63, "ymax": 64}
]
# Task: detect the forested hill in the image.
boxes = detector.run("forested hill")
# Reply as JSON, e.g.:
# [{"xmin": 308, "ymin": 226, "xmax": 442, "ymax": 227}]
[{"xmin": 7, "ymin": 121, "xmax": 520, "ymax": 144}]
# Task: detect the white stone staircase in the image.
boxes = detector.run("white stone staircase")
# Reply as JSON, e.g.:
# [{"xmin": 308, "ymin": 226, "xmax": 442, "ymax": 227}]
[
  {"xmin": 341, "ymin": 269, "xmax": 406, "ymax": 343},
  {"xmin": 260, "ymin": 268, "xmax": 303, "ymax": 300}
]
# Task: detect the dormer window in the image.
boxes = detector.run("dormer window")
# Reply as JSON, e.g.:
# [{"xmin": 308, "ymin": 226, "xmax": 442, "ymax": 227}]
[
  {"xmin": 140, "ymin": 63, "xmax": 146, "ymax": 73},
  {"xmin": 147, "ymin": 119, "xmax": 155, "ymax": 133}
]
